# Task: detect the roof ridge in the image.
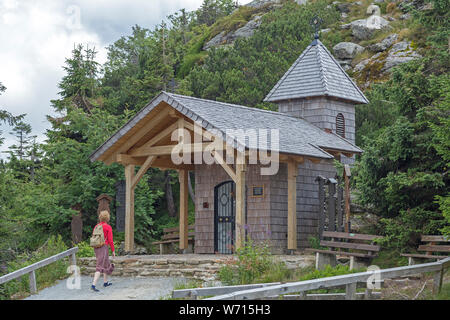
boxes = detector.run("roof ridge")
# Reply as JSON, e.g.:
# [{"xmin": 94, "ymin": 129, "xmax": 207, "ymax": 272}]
[
  {"xmin": 263, "ymin": 43, "xmax": 314, "ymax": 102},
  {"xmin": 316, "ymin": 40, "xmax": 369, "ymax": 104},
  {"xmin": 315, "ymin": 42, "xmax": 330, "ymax": 95},
  {"xmin": 165, "ymin": 91, "xmax": 306, "ymax": 119}
]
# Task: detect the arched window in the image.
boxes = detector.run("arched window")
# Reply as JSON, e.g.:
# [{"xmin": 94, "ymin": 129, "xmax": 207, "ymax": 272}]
[{"xmin": 336, "ymin": 113, "xmax": 345, "ymax": 138}]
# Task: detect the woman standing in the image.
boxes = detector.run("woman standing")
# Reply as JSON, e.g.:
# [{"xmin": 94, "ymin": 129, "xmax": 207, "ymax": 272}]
[{"xmin": 91, "ymin": 210, "xmax": 115, "ymax": 292}]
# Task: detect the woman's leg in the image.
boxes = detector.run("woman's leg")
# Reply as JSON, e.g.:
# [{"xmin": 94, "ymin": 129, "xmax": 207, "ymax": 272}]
[
  {"xmin": 92, "ymin": 271, "xmax": 101, "ymax": 286},
  {"xmin": 103, "ymin": 273, "xmax": 108, "ymax": 283}
]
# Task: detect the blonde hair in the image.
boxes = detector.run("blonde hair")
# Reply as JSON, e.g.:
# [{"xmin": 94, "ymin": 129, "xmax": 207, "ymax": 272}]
[{"xmin": 99, "ymin": 210, "xmax": 110, "ymax": 223}]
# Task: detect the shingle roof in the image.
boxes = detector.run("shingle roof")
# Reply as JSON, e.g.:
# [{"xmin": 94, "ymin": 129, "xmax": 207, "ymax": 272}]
[
  {"xmin": 264, "ymin": 39, "xmax": 369, "ymax": 104},
  {"xmin": 89, "ymin": 92, "xmax": 362, "ymax": 162}
]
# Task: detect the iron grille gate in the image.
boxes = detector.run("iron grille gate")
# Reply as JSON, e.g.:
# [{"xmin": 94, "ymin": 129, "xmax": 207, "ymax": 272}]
[{"xmin": 214, "ymin": 181, "xmax": 235, "ymax": 254}]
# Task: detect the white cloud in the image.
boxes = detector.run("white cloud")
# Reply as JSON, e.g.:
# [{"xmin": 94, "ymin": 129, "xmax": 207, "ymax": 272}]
[{"xmin": 0, "ymin": 0, "xmax": 254, "ymax": 158}]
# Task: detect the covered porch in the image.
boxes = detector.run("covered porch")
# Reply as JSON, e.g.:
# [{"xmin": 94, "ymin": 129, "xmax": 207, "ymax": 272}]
[{"xmin": 89, "ymin": 92, "xmax": 360, "ymax": 254}]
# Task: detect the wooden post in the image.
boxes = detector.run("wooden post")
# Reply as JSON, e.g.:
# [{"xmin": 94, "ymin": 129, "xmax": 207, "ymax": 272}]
[
  {"xmin": 345, "ymin": 282, "xmax": 356, "ymax": 300},
  {"xmin": 327, "ymin": 179, "xmax": 337, "ymax": 232},
  {"xmin": 179, "ymin": 169, "xmax": 189, "ymax": 252},
  {"xmin": 287, "ymin": 160, "xmax": 298, "ymax": 251},
  {"xmin": 337, "ymin": 177, "xmax": 343, "ymax": 232},
  {"xmin": 124, "ymin": 164, "xmax": 135, "ymax": 252},
  {"xmin": 235, "ymin": 162, "xmax": 246, "ymax": 251},
  {"xmin": 433, "ymin": 269, "xmax": 443, "ymax": 294},
  {"xmin": 29, "ymin": 271, "xmax": 37, "ymax": 294},
  {"xmin": 70, "ymin": 253, "xmax": 77, "ymax": 266},
  {"xmin": 316, "ymin": 176, "xmax": 326, "ymax": 239},
  {"xmin": 344, "ymin": 165, "xmax": 351, "ymax": 233}
]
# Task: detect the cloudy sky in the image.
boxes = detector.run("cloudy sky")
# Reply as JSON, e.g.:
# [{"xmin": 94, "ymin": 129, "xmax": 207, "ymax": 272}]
[{"xmin": 0, "ymin": 0, "xmax": 252, "ymax": 157}]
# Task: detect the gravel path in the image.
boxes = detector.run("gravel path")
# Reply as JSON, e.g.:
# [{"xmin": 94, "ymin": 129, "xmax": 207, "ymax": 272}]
[{"xmin": 25, "ymin": 276, "xmax": 186, "ymax": 300}]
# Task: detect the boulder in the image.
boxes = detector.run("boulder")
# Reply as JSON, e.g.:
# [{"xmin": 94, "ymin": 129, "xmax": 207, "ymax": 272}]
[
  {"xmin": 382, "ymin": 40, "xmax": 422, "ymax": 72},
  {"xmin": 367, "ymin": 33, "xmax": 398, "ymax": 52},
  {"xmin": 334, "ymin": 2, "xmax": 351, "ymax": 13},
  {"xmin": 229, "ymin": 15, "xmax": 262, "ymax": 42},
  {"xmin": 245, "ymin": 0, "xmax": 279, "ymax": 9},
  {"xmin": 366, "ymin": 4, "xmax": 381, "ymax": 16},
  {"xmin": 203, "ymin": 15, "xmax": 263, "ymax": 50},
  {"xmin": 203, "ymin": 31, "xmax": 227, "ymax": 50},
  {"xmin": 346, "ymin": 17, "xmax": 390, "ymax": 40},
  {"xmin": 354, "ymin": 59, "xmax": 370, "ymax": 73},
  {"xmin": 333, "ymin": 42, "xmax": 365, "ymax": 59}
]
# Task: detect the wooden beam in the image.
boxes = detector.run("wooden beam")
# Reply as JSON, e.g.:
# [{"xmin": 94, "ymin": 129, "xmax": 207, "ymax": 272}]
[
  {"xmin": 130, "ymin": 142, "xmax": 226, "ymax": 157},
  {"xmin": 235, "ymin": 162, "xmax": 246, "ymax": 251},
  {"xmin": 306, "ymin": 157, "xmax": 322, "ymax": 164},
  {"xmin": 287, "ymin": 159, "xmax": 298, "ymax": 251},
  {"xmin": 116, "ymin": 154, "xmax": 146, "ymax": 166},
  {"xmin": 212, "ymin": 150, "xmax": 237, "ymax": 182},
  {"xmin": 124, "ymin": 164, "xmax": 135, "ymax": 252},
  {"xmin": 129, "ymin": 121, "xmax": 179, "ymax": 156},
  {"xmin": 131, "ymin": 155, "xmax": 156, "ymax": 189},
  {"xmin": 179, "ymin": 169, "xmax": 189, "ymax": 251},
  {"xmin": 103, "ymin": 107, "xmax": 170, "ymax": 164},
  {"xmin": 344, "ymin": 164, "xmax": 351, "ymax": 233}
]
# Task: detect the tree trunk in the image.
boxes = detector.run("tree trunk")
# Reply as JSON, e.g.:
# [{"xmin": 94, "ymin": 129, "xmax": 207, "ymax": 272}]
[{"xmin": 165, "ymin": 171, "xmax": 176, "ymax": 217}]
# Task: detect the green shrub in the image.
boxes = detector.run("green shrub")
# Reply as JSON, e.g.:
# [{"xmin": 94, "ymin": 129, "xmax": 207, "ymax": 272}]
[
  {"xmin": 297, "ymin": 264, "xmax": 363, "ymax": 282},
  {"xmin": 218, "ymin": 241, "xmax": 288, "ymax": 285},
  {"xmin": 75, "ymin": 241, "xmax": 95, "ymax": 258},
  {"xmin": 0, "ymin": 235, "xmax": 69, "ymax": 300}
]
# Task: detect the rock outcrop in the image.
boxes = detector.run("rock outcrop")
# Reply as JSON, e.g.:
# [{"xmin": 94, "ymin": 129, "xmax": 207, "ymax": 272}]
[
  {"xmin": 382, "ymin": 40, "xmax": 422, "ymax": 72},
  {"xmin": 342, "ymin": 17, "xmax": 391, "ymax": 40},
  {"xmin": 333, "ymin": 42, "xmax": 365, "ymax": 60},
  {"xmin": 203, "ymin": 15, "xmax": 263, "ymax": 50},
  {"xmin": 368, "ymin": 33, "xmax": 398, "ymax": 52}
]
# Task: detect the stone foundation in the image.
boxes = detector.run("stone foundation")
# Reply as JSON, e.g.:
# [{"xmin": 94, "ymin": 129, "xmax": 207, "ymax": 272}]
[{"xmin": 78, "ymin": 254, "xmax": 315, "ymax": 282}]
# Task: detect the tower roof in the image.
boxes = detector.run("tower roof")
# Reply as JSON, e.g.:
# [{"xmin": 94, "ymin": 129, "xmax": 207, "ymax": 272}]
[{"xmin": 264, "ymin": 39, "xmax": 369, "ymax": 104}]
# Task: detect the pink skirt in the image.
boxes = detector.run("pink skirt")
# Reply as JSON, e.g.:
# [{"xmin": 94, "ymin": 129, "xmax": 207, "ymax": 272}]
[{"xmin": 94, "ymin": 245, "xmax": 115, "ymax": 274}]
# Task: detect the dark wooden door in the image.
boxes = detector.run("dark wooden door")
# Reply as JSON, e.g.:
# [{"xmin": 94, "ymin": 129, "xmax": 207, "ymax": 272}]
[{"xmin": 214, "ymin": 181, "xmax": 235, "ymax": 254}]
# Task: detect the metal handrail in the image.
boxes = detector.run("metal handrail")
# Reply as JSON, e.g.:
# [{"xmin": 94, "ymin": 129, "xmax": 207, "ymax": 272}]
[{"xmin": 0, "ymin": 247, "xmax": 78, "ymax": 294}]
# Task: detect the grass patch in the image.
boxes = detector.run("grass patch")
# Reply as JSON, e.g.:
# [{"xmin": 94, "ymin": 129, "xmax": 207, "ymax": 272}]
[
  {"xmin": 371, "ymin": 249, "xmax": 409, "ymax": 269},
  {"xmin": 0, "ymin": 235, "xmax": 70, "ymax": 300},
  {"xmin": 434, "ymin": 282, "xmax": 450, "ymax": 300}
]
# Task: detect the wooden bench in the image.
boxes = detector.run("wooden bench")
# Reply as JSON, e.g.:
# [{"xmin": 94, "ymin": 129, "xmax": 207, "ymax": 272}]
[
  {"xmin": 401, "ymin": 235, "xmax": 449, "ymax": 265},
  {"xmin": 305, "ymin": 231, "xmax": 383, "ymax": 270},
  {"xmin": 152, "ymin": 225, "xmax": 195, "ymax": 254}
]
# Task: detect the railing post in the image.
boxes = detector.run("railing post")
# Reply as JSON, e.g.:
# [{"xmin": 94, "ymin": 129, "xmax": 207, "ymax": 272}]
[
  {"xmin": 29, "ymin": 271, "xmax": 37, "ymax": 294},
  {"xmin": 364, "ymin": 288, "xmax": 373, "ymax": 300},
  {"xmin": 345, "ymin": 282, "xmax": 356, "ymax": 300},
  {"xmin": 70, "ymin": 252, "xmax": 77, "ymax": 266},
  {"xmin": 433, "ymin": 269, "xmax": 443, "ymax": 295}
]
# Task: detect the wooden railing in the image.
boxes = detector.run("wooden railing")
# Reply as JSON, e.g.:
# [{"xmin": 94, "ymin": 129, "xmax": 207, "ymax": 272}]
[
  {"xmin": 192, "ymin": 257, "xmax": 450, "ymax": 300},
  {"xmin": 0, "ymin": 247, "xmax": 78, "ymax": 294}
]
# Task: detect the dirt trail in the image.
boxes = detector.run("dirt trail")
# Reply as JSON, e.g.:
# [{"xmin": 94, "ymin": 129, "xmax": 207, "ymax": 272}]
[{"xmin": 25, "ymin": 276, "xmax": 186, "ymax": 300}]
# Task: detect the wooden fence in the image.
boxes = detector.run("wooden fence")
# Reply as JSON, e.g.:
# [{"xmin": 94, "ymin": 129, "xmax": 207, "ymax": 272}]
[
  {"xmin": 0, "ymin": 247, "xmax": 78, "ymax": 294},
  {"xmin": 172, "ymin": 257, "xmax": 449, "ymax": 300}
]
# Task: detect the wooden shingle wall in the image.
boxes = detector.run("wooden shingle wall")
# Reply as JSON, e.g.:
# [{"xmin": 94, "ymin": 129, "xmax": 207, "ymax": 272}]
[
  {"xmin": 195, "ymin": 158, "xmax": 337, "ymax": 253},
  {"xmin": 277, "ymin": 97, "xmax": 356, "ymax": 144},
  {"xmin": 269, "ymin": 159, "xmax": 336, "ymax": 251},
  {"xmin": 194, "ymin": 163, "xmax": 272, "ymax": 254}
]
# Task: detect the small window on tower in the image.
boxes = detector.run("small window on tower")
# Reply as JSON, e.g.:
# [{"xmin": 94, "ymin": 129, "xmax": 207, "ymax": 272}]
[{"xmin": 336, "ymin": 113, "xmax": 345, "ymax": 138}]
